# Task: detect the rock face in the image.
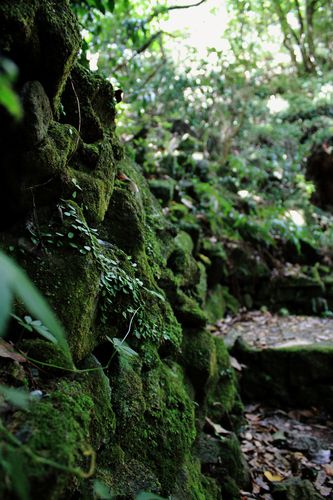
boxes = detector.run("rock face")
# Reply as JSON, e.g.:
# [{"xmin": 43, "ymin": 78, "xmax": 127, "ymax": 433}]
[
  {"xmin": 0, "ymin": 1, "xmax": 246, "ymax": 499},
  {"xmin": 306, "ymin": 140, "xmax": 333, "ymax": 210}
]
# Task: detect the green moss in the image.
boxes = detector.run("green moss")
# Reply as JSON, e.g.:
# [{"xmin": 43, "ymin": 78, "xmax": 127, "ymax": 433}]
[
  {"xmin": 232, "ymin": 339, "xmax": 333, "ymax": 412},
  {"xmin": 21, "ymin": 122, "xmax": 77, "ymax": 184},
  {"xmin": 195, "ymin": 261, "xmax": 208, "ymax": 306},
  {"xmin": 174, "ymin": 290, "xmax": 208, "ymax": 327},
  {"xmin": 214, "ymin": 339, "xmax": 239, "ymax": 416},
  {"xmin": 106, "ymin": 185, "xmax": 145, "ymax": 256},
  {"xmin": 17, "ymin": 339, "xmax": 74, "ymax": 374},
  {"xmin": 134, "ymin": 291, "xmax": 183, "ymax": 350},
  {"xmin": 174, "ymin": 230, "xmax": 194, "ymax": 254},
  {"xmin": 206, "ymin": 285, "xmax": 227, "ymax": 322},
  {"xmin": 197, "ymin": 433, "xmax": 249, "ymax": 499},
  {"xmin": 182, "ymin": 329, "xmax": 217, "ymax": 402},
  {"xmin": 80, "ymin": 354, "xmax": 116, "ymax": 449},
  {"xmin": 110, "ymin": 358, "xmax": 197, "ymax": 496},
  {"xmin": 39, "ymin": 1, "xmax": 81, "ymax": 111},
  {"xmin": 148, "ymin": 178, "xmax": 176, "ymax": 203},
  {"xmin": 24, "ymin": 251, "xmax": 100, "ymax": 362},
  {"xmin": 96, "ymin": 459, "xmax": 161, "ymax": 498},
  {"xmin": 271, "ymin": 478, "xmax": 324, "ymax": 499},
  {"xmin": 143, "ymin": 362, "xmax": 196, "ymax": 494},
  {"xmin": 0, "ymin": 379, "xmax": 94, "ymax": 499},
  {"xmin": 206, "ymin": 285, "xmax": 239, "ymax": 322},
  {"xmin": 0, "ymin": 0, "xmax": 81, "ymax": 112},
  {"xmin": 61, "ymin": 63, "xmax": 116, "ymax": 140},
  {"xmin": 168, "ymin": 248, "xmax": 200, "ymax": 288},
  {"xmin": 69, "ymin": 168, "xmax": 114, "ymax": 223},
  {"xmin": 173, "ymin": 456, "xmax": 222, "ymax": 500}
]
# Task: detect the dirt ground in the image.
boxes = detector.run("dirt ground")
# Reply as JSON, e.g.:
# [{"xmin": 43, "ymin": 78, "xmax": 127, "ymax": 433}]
[{"xmin": 210, "ymin": 311, "xmax": 333, "ymax": 498}]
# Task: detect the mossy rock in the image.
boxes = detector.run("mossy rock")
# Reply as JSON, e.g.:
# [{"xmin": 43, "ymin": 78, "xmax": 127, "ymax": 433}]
[
  {"xmin": 0, "ymin": 0, "xmax": 81, "ymax": 111},
  {"xmin": 206, "ymin": 285, "xmax": 239, "ymax": 322},
  {"xmin": 173, "ymin": 456, "xmax": 222, "ymax": 500},
  {"xmin": 110, "ymin": 357, "xmax": 197, "ymax": 496},
  {"xmin": 21, "ymin": 80, "xmax": 53, "ymax": 147},
  {"xmin": 68, "ymin": 168, "xmax": 114, "ymax": 223},
  {"xmin": 148, "ymin": 178, "xmax": 176, "ymax": 203},
  {"xmin": 17, "ymin": 339, "xmax": 73, "ymax": 375},
  {"xmin": 197, "ymin": 433, "xmax": 250, "ymax": 499},
  {"xmin": 61, "ymin": 63, "xmax": 116, "ymax": 142},
  {"xmin": 182, "ymin": 329, "xmax": 217, "ymax": 402},
  {"xmin": 173, "ymin": 289, "xmax": 208, "ymax": 327},
  {"xmin": 22, "ymin": 122, "xmax": 77, "ymax": 176},
  {"xmin": 271, "ymin": 478, "xmax": 324, "ymax": 499},
  {"xmin": 96, "ymin": 459, "xmax": 161, "ymax": 499},
  {"xmin": 232, "ymin": 337, "xmax": 333, "ymax": 412},
  {"xmin": 174, "ymin": 230, "xmax": 194, "ymax": 254},
  {"xmin": 106, "ymin": 185, "xmax": 145, "ymax": 256},
  {"xmin": 0, "ymin": 379, "xmax": 94, "ymax": 499},
  {"xmin": 79, "ymin": 354, "xmax": 116, "ymax": 450},
  {"xmin": 206, "ymin": 337, "xmax": 241, "ymax": 426},
  {"xmin": 195, "ymin": 261, "xmax": 208, "ymax": 306},
  {"xmin": 23, "ymin": 251, "xmax": 100, "ymax": 362},
  {"xmin": 168, "ymin": 248, "xmax": 200, "ymax": 289}
]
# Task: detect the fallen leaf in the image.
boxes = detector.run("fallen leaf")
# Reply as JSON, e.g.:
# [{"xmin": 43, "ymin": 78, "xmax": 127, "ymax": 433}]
[
  {"xmin": 230, "ymin": 356, "xmax": 243, "ymax": 371},
  {"xmin": 205, "ymin": 417, "xmax": 231, "ymax": 435},
  {"xmin": 0, "ymin": 340, "xmax": 26, "ymax": 363},
  {"xmin": 323, "ymin": 464, "xmax": 333, "ymax": 476},
  {"xmin": 263, "ymin": 471, "xmax": 284, "ymax": 482},
  {"xmin": 254, "ymin": 476, "xmax": 270, "ymax": 491},
  {"xmin": 316, "ymin": 484, "xmax": 332, "ymax": 497}
]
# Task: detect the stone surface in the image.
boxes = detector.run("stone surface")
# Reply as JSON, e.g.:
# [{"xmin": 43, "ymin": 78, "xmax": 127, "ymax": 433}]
[{"xmin": 21, "ymin": 80, "xmax": 53, "ymax": 146}]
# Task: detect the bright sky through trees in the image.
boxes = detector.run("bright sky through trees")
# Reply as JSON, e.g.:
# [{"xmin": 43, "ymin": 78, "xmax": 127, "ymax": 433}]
[{"xmin": 161, "ymin": 0, "xmax": 229, "ymax": 57}]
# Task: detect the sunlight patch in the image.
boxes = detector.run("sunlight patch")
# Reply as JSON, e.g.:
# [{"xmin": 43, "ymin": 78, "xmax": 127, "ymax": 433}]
[
  {"xmin": 87, "ymin": 51, "xmax": 99, "ymax": 72},
  {"xmin": 284, "ymin": 209, "xmax": 305, "ymax": 227},
  {"xmin": 267, "ymin": 95, "xmax": 289, "ymax": 114}
]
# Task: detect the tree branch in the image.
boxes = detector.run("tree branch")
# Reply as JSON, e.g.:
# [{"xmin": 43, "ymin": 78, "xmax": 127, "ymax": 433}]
[
  {"xmin": 147, "ymin": 0, "xmax": 207, "ymax": 23},
  {"xmin": 113, "ymin": 31, "xmax": 163, "ymax": 72},
  {"xmin": 294, "ymin": 0, "xmax": 304, "ymax": 34}
]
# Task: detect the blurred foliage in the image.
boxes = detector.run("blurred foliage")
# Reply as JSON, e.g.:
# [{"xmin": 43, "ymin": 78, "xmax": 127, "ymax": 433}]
[
  {"xmin": 70, "ymin": 0, "xmax": 333, "ymax": 257},
  {"xmin": 0, "ymin": 58, "xmax": 22, "ymax": 119}
]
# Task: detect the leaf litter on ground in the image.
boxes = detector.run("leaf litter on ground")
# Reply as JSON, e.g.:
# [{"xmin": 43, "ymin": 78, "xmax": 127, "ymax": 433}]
[{"xmin": 240, "ymin": 404, "xmax": 333, "ymax": 498}]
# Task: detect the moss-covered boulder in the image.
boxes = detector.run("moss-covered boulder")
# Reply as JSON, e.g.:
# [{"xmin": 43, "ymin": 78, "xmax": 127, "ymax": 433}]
[
  {"xmin": 0, "ymin": 0, "xmax": 81, "ymax": 111},
  {"xmin": 232, "ymin": 337, "xmax": 333, "ymax": 412},
  {"xmin": 0, "ymin": 1, "xmax": 247, "ymax": 498}
]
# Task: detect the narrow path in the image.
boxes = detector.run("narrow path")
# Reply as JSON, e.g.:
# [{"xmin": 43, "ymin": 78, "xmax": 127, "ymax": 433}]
[{"xmin": 211, "ymin": 311, "xmax": 333, "ymax": 349}]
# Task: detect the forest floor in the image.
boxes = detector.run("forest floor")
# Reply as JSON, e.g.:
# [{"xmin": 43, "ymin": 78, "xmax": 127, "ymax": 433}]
[
  {"xmin": 239, "ymin": 404, "xmax": 333, "ymax": 499},
  {"xmin": 211, "ymin": 312, "xmax": 333, "ymax": 498},
  {"xmin": 212, "ymin": 311, "xmax": 333, "ymax": 349}
]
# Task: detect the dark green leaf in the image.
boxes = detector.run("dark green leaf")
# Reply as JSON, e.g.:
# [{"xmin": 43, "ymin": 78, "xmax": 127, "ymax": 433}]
[
  {"xmin": 0, "ymin": 385, "xmax": 30, "ymax": 410},
  {"xmin": 93, "ymin": 479, "xmax": 114, "ymax": 499},
  {"xmin": 0, "ymin": 447, "xmax": 30, "ymax": 500},
  {"xmin": 0, "ymin": 271, "xmax": 12, "ymax": 335},
  {"xmin": 109, "ymin": 337, "xmax": 138, "ymax": 357},
  {"xmin": 107, "ymin": 0, "xmax": 115, "ymax": 11},
  {"xmin": 135, "ymin": 492, "xmax": 166, "ymax": 500},
  {"xmin": 0, "ymin": 252, "xmax": 72, "ymax": 364}
]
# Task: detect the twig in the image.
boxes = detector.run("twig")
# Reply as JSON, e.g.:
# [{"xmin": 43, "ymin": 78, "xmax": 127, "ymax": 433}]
[
  {"xmin": 120, "ymin": 306, "xmax": 141, "ymax": 346},
  {"xmin": 24, "ymin": 177, "xmax": 54, "ymax": 191},
  {"xmin": 147, "ymin": 0, "xmax": 207, "ymax": 23},
  {"xmin": 70, "ymin": 78, "xmax": 81, "ymax": 154}
]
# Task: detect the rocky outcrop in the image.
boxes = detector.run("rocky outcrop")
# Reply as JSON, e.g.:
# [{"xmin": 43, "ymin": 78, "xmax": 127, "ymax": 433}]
[{"xmin": 0, "ymin": 1, "xmax": 246, "ymax": 499}]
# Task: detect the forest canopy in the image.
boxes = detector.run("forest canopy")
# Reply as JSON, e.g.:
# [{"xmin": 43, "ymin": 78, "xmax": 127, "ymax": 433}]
[{"xmin": 66, "ymin": 0, "xmax": 333, "ymax": 258}]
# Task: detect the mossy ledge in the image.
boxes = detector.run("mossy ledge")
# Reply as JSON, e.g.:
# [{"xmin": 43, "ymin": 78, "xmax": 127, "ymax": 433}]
[{"xmin": 0, "ymin": 1, "xmax": 246, "ymax": 498}]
